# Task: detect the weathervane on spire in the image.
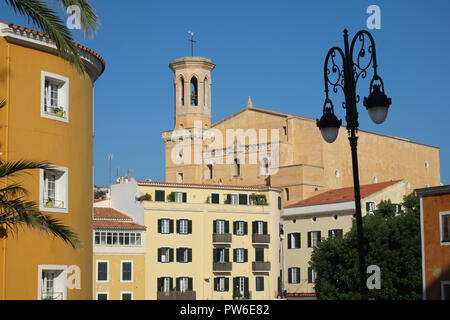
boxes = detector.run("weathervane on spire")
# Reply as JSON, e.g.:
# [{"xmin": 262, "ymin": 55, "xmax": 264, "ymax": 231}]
[{"xmin": 188, "ymin": 30, "xmax": 196, "ymax": 56}]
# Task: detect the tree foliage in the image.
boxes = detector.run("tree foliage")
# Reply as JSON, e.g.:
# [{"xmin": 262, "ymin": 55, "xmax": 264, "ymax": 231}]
[{"xmin": 310, "ymin": 192, "xmax": 421, "ymax": 300}]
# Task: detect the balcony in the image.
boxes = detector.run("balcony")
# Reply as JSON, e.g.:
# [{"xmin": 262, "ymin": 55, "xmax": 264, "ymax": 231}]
[
  {"xmin": 44, "ymin": 106, "xmax": 67, "ymax": 119},
  {"xmin": 252, "ymin": 261, "xmax": 271, "ymax": 272},
  {"xmin": 157, "ymin": 290, "xmax": 196, "ymax": 300},
  {"xmin": 41, "ymin": 291, "xmax": 64, "ymax": 300},
  {"xmin": 213, "ymin": 233, "xmax": 232, "ymax": 243},
  {"xmin": 252, "ymin": 234, "xmax": 270, "ymax": 244},
  {"xmin": 213, "ymin": 261, "xmax": 232, "ymax": 272},
  {"xmin": 43, "ymin": 199, "xmax": 65, "ymax": 209}
]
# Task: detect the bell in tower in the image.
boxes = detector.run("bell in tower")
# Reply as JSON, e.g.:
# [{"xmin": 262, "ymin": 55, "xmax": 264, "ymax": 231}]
[{"xmin": 169, "ymin": 57, "xmax": 216, "ymax": 130}]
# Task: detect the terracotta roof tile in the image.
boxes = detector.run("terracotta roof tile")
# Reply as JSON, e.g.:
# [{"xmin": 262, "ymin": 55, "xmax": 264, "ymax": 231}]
[
  {"xmin": 93, "ymin": 220, "xmax": 146, "ymax": 230},
  {"xmin": 93, "ymin": 207, "xmax": 133, "ymax": 220},
  {"xmin": 137, "ymin": 180, "xmax": 281, "ymax": 191},
  {"xmin": 286, "ymin": 180, "xmax": 402, "ymax": 208}
]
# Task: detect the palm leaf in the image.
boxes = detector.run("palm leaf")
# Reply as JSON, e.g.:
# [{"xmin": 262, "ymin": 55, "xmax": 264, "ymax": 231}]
[
  {"xmin": 0, "ymin": 159, "xmax": 53, "ymax": 179},
  {"xmin": 5, "ymin": 0, "xmax": 85, "ymax": 72}
]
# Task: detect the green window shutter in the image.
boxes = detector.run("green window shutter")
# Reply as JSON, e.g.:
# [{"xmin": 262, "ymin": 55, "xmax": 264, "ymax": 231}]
[
  {"xmin": 176, "ymin": 220, "xmax": 180, "ymax": 234},
  {"xmin": 287, "ymin": 233, "xmax": 292, "ymax": 249},
  {"xmin": 225, "ymin": 248, "xmax": 229, "ymax": 262},
  {"xmin": 244, "ymin": 249, "xmax": 248, "ymax": 262},
  {"xmin": 263, "ymin": 222, "xmax": 268, "ymax": 235},
  {"xmin": 244, "ymin": 277, "xmax": 249, "ymax": 295},
  {"xmin": 158, "ymin": 219, "xmax": 162, "ymax": 233},
  {"xmin": 297, "ymin": 233, "xmax": 301, "ymax": 248},
  {"xmin": 318, "ymin": 231, "xmax": 322, "ymax": 243},
  {"xmin": 176, "ymin": 248, "xmax": 180, "ymax": 262},
  {"xmin": 244, "ymin": 222, "xmax": 248, "ymax": 235},
  {"xmin": 176, "ymin": 278, "xmax": 180, "ymax": 292},
  {"xmin": 157, "ymin": 277, "xmax": 162, "ymax": 291},
  {"xmin": 233, "ymin": 221, "xmax": 237, "ymax": 235},
  {"xmin": 98, "ymin": 262, "xmax": 107, "ymax": 281},
  {"xmin": 225, "ymin": 278, "xmax": 229, "ymax": 292},
  {"xmin": 226, "ymin": 194, "xmax": 231, "ymax": 204},
  {"xmin": 157, "ymin": 248, "xmax": 161, "ymax": 262},
  {"xmin": 169, "ymin": 248, "xmax": 174, "ymax": 262},
  {"xmin": 213, "ymin": 220, "xmax": 217, "ymax": 233},
  {"xmin": 239, "ymin": 194, "xmax": 248, "ymax": 205},
  {"xmin": 188, "ymin": 278, "xmax": 193, "ymax": 291},
  {"xmin": 307, "ymin": 232, "xmax": 311, "ymax": 248},
  {"xmin": 225, "ymin": 220, "xmax": 229, "ymax": 233},
  {"xmin": 213, "ymin": 248, "xmax": 217, "ymax": 262},
  {"xmin": 182, "ymin": 192, "xmax": 187, "ymax": 203},
  {"xmin": 122, "ymin": 262, "xmax": 132, "ymax": 281},
  {"xmin": 233, "ymin": 277, "xmax": 238, "ymax": 294},
  {"xmin": 188, "ymin": 220, "xmax": 192, "ymax": 234},
  {"xmin": 255, "ymin": 247, "xmax": 264, "ymax": 262},
  {"xmin": 288, "ymin": 268, "xmax": 292, "ymax": 283},
  {"xmin": 308, "ymin": 267, "xmax": 312, "ymax": 283},
  {"xmin": 189, "ymin": 248, "xmax": 192, "ymax": 262},
  {"xmin": 169, "ymin": 219, "xmax": 174, "ymax": 233},
  {"xmin": 214, "ymin": 278, "xmax": 218, "ymax": 291},
  {"xmin": 155, "ymin": 190, "xmax": 165, "ymax": 202},
  {"xmin": 211, "ymin": 193, "xmax": 219, "ymax": 204},
  {"xmin": 169, "ymin": 277, "xmax": 173, "ymax": 291},
  {"xmin": 233, "ymin": 249, "xmax": 237, "ymax": 262},
  {"xmin": 252, "ymin": 221, "xmax": 257, "ymax": 235}
]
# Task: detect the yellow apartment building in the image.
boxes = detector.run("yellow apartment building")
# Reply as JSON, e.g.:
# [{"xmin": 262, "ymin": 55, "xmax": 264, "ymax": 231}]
[
  {"xmin": 92, "ymin": 205, "xmax": 146, "ymax": 300},
  {"xmin": 0, "ymin": 23, "xmax": 104, "ymax": 299},
  {"xmin": 105, "ymin": 178, "xmax": 283, "ymax": 300},
  {"xmin": 282, "ymin": 180, "xmax": 407, "ymax": 298}
]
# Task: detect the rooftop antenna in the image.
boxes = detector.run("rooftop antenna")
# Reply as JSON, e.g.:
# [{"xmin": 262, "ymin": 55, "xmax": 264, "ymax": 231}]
[
  {"xmin": 107, "ymin": 154, "xmax": 114, "ymax": 188},
  {"xmin": 188, "ymin": 30, "xmax": 196, "ymax": 56}
]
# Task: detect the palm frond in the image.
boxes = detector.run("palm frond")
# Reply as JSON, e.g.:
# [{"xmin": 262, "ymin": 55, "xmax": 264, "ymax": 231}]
[
  {"xmin": 56, "ymin": 0, "xmax": 98, "ymax": 38},
  {"xmin": 0, "ymin": 159, "xmax": 53, "ymax": 179},
  {"xmin": 0, "ymin": 99, "xmax": 6, "ymax": 109},
  {"xmin": 5, "ymin": 0, "xmax": 85, "ymax": 73},
  {"xmin": 0, "ymin": 182, "xmax": 29, "ymax": 199}
]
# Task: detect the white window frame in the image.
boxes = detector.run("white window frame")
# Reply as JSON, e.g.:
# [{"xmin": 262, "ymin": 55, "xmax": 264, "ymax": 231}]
[
  {"xmin": 39, "ymin": 166, "xmax": 69, "ymax": 214},
  {"xmin": 96, "ymin": 260, "xmax": 109, "ymax": 283},
  {"xmin": 236, "ymin": 221, "xmax": 245, "ymax": 236},
  {"xmin": 41, "ymin": 71, "xmax": 69, "ymax": 123},
  {"xmin": 161, "ymin": 247, "xmax": 171, "ymax": 263},
  {"xmin": 310, "ymin": 268, "xmax": 318, "ymax": 283},
  {"xmin": 310, "ymin": 230, "xmax": 321, "ymax": 248},
  {"xmin": 179, "ymin": 219, "xmax": 189, "ymax": 234},
  {"xmin": 440, "ymin": 211, "xmax": 450, "ymax": 246},
  {"xmin": 217, "ymin": 277, "xmax": 226, "ymax": 292},
  {"xmin": 210, "ymin": 192, "xmax": 220, "ymax": 204},
  {"xmin": 230, "ymin": 193, "xmax": 239, "ymax": 205},
  {"xmin": 441, "ymin": 281, "xmax": 450, "ymax": 300},
  {"xmin": 216, "ymin": 220, "xmax": 225, "ymax": 234},
  {"xmin": 290, "ymin": 233, "xmax": 300, "ymax": 249},
  {"xmin": 256, "ymin": 221, "xmax": 264, "ymax": 235},
  {"xmin": 174, "ymin": 191, "xmax": 184, "ymax": 203},
  {"xmin": 367, "ymin": 201, "xmax": 376, "ymax": 212},
  {"xmin": 120, "ymin": 291, "xmax": 133, "ymax": 300},
  {"xmin": 37, "ymin": 265, "xmax": 67, "ymax": 300},
  {"xmin": 179, "ymin": 276, "xmax": 189, "ymax": 293},
  {"xmin": 162, "ymin": 277, "xmax": 171, "ymax": 293},
  {"xmin": 120, "ymin": 260, "xmax": 133, "ymax": 283},
  {"xmin": 161, "ymin": 218, "xmax": 170, "ymax": 234},
  {"xmin": 96, "ymin": 292, "xmax": 109, "ymax": 300},
  {"xmin": 289, "ymin": 267, "xmax": 300, "ymax": 284},
  {"xmin": 235, "ymin": 248, "xmax": 245, "ymax": 263}
]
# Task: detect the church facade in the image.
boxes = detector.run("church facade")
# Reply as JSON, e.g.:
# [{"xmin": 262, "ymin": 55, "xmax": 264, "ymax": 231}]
[{"xmin": 162, "ymin": 56, "xmax": 441, "ymax": 207}]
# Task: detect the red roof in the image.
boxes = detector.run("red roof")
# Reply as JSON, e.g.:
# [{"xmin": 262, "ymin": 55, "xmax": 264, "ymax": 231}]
[
  {"xmin": 286, "ymin": 180, "xmax": 402, "ymax": 208},
  {"xmin": 93, "ymin": 220, "xmax": 146, "ymax": 230},
  {"xmin": 94, "ymin": 207, "xmax": 133, "ymax": 220},
  {"xmin": 137, "ymin": 180, "xmax": 281, "ymax": 191}
]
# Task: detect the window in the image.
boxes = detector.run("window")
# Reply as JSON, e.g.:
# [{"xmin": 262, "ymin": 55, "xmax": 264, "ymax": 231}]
[
  {"xmin": 239, "ymin": 194, "xmax": 249, "ymax": 205},
  {"xmin": 255, "ymin": 247, "xmax": 264, "ymax": 262},
  {"xmin": 211, "ymin": 193, "xmax": 220, "ymax": 204},
  {"xmin": 328, "ymin": 229, "xmax": 343, "ymax": 238},
  {"xmin": 287, "ymin": 233, "xmax": 301, "ymax": 249},
  {"xmin": 440, "ymin": 212, "xmax": 450, "ymax": 244},
  {"xmin": 97, "ymin": 293, "xmax": 108, "ymax": 300},
  {"xmin": 121, "ymin": 292, "xmax": 133, "ymax": 300},
  {"xmin": 158, "ymin": 218, "xmax": 174, "ymax": 234},
  {"xmin": 121, "ymin": 261, "xmax": 133, "ymax": 282},
  {"xmin": 441, "ymin": 281, "xmax": 450, "ymax": 300},
  {"xmin": 177, "ymin": 277, "xmax": 193, "ymax": 292},
  {"xmin": 176, "ymin": 248, "xmax": 192, "ymax": 263},
  {"xmin": 180, "ymin": 76, "xmax": 185, "ymax": 106},
  {"xmin": 158, "ymin": 247, "xmax": 174, "ymax": 263},
  {"xmin": 288, "ymin": 267, "xmax": 300, "ymax": 284},
  {"xmin": 155, "ymin": 190, "xmax": 165, "ymax": 202},
  {"xmin": 366, "ymin": 202, "xmax": 375, "ymax": 212},
  {"xmin": 96, "ymin": 261, "xmax": 109, "ymax": 282},
  {"xmin": 234, "ymin": 221, "xmax": 247, "ymax": 236},
  {"xmin": 308, "ymin": 231, "xmax": 321, "ymax": 248},
  {"xmin": 255, "ymin": 276, "xmax": 264, "ymax": 291},
  {"xmin": 373, "ymin": 176, "xmax": 378, "ymax": 183},
  {"xmin": 41, "ymin": 71, "xmax": 69, "ymax": 122},
  {"xmin": 233, "ymin": 277, "xmax": 249, "ymax": 298},
  {"xmin": 94, "ymin": 231, "xmax": 142, "ymax": 246},
  {"xmin": 38, "ymin": 266, "xmax": 68, "ymax": 300},
  {"xmin": 278, "ymin": 196, "xmax": 282, "ymax": 210},
  {"xmin": 308, "ymin": 268, "xmax": 318, "ymax": 283},
  {"xmin": 213, "ymin": 247, "xmax": 229, "ymax": 263},
  {"xmin": 283, "ymin": 126, "xmax": 287, "ymax": 136},
  {"xmin": 207, "ymin": 164, "xmax": 214, "ymax": 180},
  {"xmin": 233, "ymin": 248, "xmax": 247, "ymax": 263},
  {"xmin": 190, "ymin": 76, "xmax": 198, "ymax": 106},
  {"xmin": 394, "ymin": 203, "xmax": 402, "ymax": 214},
  {"xmin": 40, "ymin": 167, "xmax": 68, "ymax": 213},
  {"xmin": 253, "ymin": 221, "xmax": 268, "ymax": 235},
  {"xmin": 214, "ymin": 220, "xmax": 229, "ymax": 234},
  {"xmin": 177, "ymin": 172, "xmax": 184, "ymax": 183},
  {"xmin": 174, "ymin": 191, "xmax": 187, "ymax": 203},
  {"xmin": 158, "ymin": 277, "xmax": 173, "ymax": 293},
  {"xmin": 177, "ymin": 219, "xmax": 192, "ymax": 234},
  {"xmin": 214, "ymin": 277, "xmax": 229, "ymax": 292},
  {"xmin": 233, "ymin": 158, "xmax": 241, "ymax": 177}
]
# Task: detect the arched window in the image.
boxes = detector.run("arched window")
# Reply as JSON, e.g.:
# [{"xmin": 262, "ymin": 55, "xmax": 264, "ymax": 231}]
[
  {"xmin": 233, "ymin": 158, "xmax": 241, "ymax": 177},
  {"xmin": 203, "ymin": 77, "xmax": 208, "ymax": 107},
  {"xmin": 190, "ymin": 76, "xmax": 198, "ymax": 106},
  {"xmin": 207, "ymin": 164, "xmax": 213, "ymax": 180},
  {"xmin": 180, "ymin": 77, "xmax": 185, "ymax": 106},
  {"xmin": 285, "ymin": 188, "xmax": 290, "ymax": 201}
]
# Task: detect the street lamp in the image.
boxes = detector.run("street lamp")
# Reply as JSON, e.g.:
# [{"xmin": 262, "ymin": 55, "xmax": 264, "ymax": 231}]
[{"xmin": 316, "ymin": 29, "xmax": 391, "ymax": 300}]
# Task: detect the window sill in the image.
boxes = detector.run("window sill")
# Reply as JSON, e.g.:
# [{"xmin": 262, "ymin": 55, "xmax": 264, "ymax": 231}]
[
  {"xmin": 40, "ymin": 205, "xmax": 68, "ymax": 214},
  {"xmin": 41, "ymin": 111, "xmax": 69, "ymax": 123}
]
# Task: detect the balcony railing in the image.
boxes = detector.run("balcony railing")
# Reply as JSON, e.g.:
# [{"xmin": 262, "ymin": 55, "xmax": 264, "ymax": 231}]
[
  {"xmin": 252, "ymin": 234, "xmax": 270, "ymax": 244},
  {"xmin": 213, "ymin": 261, "xmax": 232, "ymax": 272},
  {"xmin": 41, "ymin": 291, "xmax": 63, "ymax": 300},
  {"xmin": 213, "ymin": 233, "xmax": 232, "ymax": 243},
  {"xmin": 157, "ymin": 290, "xmax": 196, "ymax": 300},
  {"xmin": 44, "ymin": 106, "xmax": 67, "ymax": 118},
  {"xmin": 43, "ymin": 199, "xmax": 65, "ymax": 209},
  {"xmin": 252, "ymin": 261, "xmax": 271, "ymax": 272},
  {"xmin": 233, "ymin": 290, "xmax": 251, "ymax": 300}
]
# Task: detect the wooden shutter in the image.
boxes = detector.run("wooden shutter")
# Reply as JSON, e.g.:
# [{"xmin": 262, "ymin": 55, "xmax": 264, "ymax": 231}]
[
  {"xmin": 157, "ymin": 248, "xmax": 162, "ymax": 262},
  {"xmin": 226, "ymin": 194, "xmax": 231, "ymax": 203},
  {"xmin": 287, "ymin": 233, "xmax": 292, "ymax": 249},
  {"xmin": 214, "ymin": 278, "xmax": 218, "ymax": 291},
  {"xmin": 443, "ymin": 215, "xmax": 450, "ymax": 242},
  {"xmin": 233, "ymin": 249, "xmax": 237, "ymax": 262},
  {"xmin": 188, "ymin": 278, "xmax": 193, "ymax": 291},
  {"xmin": 239, "ymin": 194, "xmax": 248, "ymax": 205},
  {"xmin": 188, "ymin": 248, "xmax": 192, "ymax": 262},
  {"xmin": 252, "ymin": 221, "xmax": 257, "ymax": 235},
  {"xmin": 308, "ymin": 267, "xmax": 312, "ymax": 283},
  {"xmin": 307, "ymin": 232, "xmax": 311, "ymax": 248},
  {"xmin": 278, "ymin": 196, "xmax": 282, "ymax": 210},
  {"xmin": 176, "ymin": 248, "xmax": 180, "ymax": 262},
  {"xmin": 169, "ymin": 219, "xmax": 174, "ymax": 233},
  {"xmin": 176, "ymin": 277, "xmax": 180, "ymax": 292},
  {"xmin": 158, "ymin": 219, "xmax": 162, "ymax": 233},
  {"xmin": 213, "ymin": 248, "xmax": 217, "ymax": 262},
  {"xmin": 225, "ymin": 220, "xmax": 229, "ymax": 233},
  {"xmin": 233, "ymin": 221, "xmax": 237, "ymax": 235},
  {"xmin": 225, "ymin": 248, "xmax": 229, "ymax": 262},
  {"xmin": 263, "ymin": 222, "xmax": 268, "ymax": 235},
  {"xmin": 256, "ymin": 247, "xmax": 264, "ymax": 262},
  {"xmin": 188, "ymin": 220, "xmax": 192, "ymax": 234},
  {"xmin": 182, "ymin": 192, "xmax": 187, "ymax": 203},
  {"xmin": 288, "ymin": 268, "xmax": 292, "ymax": 283},
  {"xmin": 244, "ymin": 249, "xmax": 248, "ymax": 262},
  {"xmin": 213, "ymin": 220, "xmax": 217, "ymax": 233},
  {"xmin": 225, "ymin": 278, "xmax": 229, "ymax": 291},
  {"xmin": 318, "ymin": 231, "xmax": 322, "ymax": 243},
  {"xmin": 244, "ymin": 222, "xmax": 248, "ymax": 235},
  {"xmin": 157, "ymin": 277, "xmax": 162, "ymax": 291},
  {"xmin": 176, "ymin": 220, "xmax": 180, "ymax": 234},
  {"xmin": 169, "ymin": 248, "xmax": 174, "ymax": 262},
  {"xmin": 244, "ymin": 277, "xmax": 249, "ymax": 293}
]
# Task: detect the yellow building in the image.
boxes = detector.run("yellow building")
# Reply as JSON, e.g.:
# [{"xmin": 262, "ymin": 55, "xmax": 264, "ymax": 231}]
[
  {"xmin": 162, "ymin": 56, "xmax": 440, "ymax": 207},
  {"xmin": 92, "ymin": 205, "xmax": 146, "ymax": 300},
  {"xmin": 281, "ymin": 180, "xmax": 407, "ymax": 298},
  {"xmin": 0, "ymin": 23, "xmax": 104, "ymax": 300},
  {"xmin": 104, "ymin": 178, "xmax": 283, "ymax": 300}
]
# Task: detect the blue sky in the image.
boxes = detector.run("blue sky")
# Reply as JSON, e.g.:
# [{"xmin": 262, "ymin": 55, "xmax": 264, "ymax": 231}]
[{"xmin": 2, "ymin": 0, "xmax": 450, "ymax": 186}]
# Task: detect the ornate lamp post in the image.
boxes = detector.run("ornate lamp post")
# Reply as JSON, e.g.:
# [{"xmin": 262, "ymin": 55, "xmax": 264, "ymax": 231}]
[{"xmin": 316, "ymin": 29, "xmax": 391, "ymax": 300}]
